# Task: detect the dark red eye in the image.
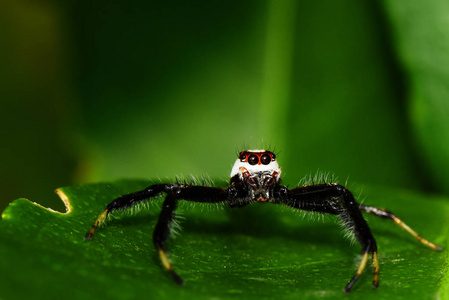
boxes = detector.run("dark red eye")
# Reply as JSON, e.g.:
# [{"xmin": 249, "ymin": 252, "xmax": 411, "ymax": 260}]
[
  {"xmin": 248, "ymin": 155, "xmax": 258, "ymax": 165},
  {"xmin": 261, "ymin": 154, "xmax": 271, "ymax": 165}
]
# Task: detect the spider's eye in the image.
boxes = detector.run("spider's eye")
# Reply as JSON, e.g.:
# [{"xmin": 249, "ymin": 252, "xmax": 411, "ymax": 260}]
[
  {"xmin": 271, "ymin": 153, "xmax": 276, "ymax": 160},
  {"xmin": 238, "ymin": 151, "xmax": 247, "ymax": 160},
  {"xmin": 261, "ymin": 154, "xmax": 271, "ymax": 165},
  {"xmin": 248, "ymin": 155, "xmax": 258, "ymax": 165}
]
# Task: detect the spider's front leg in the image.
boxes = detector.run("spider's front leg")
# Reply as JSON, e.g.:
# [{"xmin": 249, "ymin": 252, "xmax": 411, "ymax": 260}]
[
  {"xmin": 85, "ymin": 184, "xmax": 169, "ymax": 240},
  {"xmin": 152, "ymin": 185, "xmax": 229, "ymax": 285},
  {"xmin": 85, "ymin": 183, "xmax": 229, "ymax": 285},
  {"xmin": 277, "ymin": 184, "xmax": 379, "ymax": 292}
]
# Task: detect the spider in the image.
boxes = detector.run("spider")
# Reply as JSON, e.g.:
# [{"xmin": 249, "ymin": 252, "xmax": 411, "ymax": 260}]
[{"xmin": 85, "ymin": 149, "xmax": 441, "ymax": 292}]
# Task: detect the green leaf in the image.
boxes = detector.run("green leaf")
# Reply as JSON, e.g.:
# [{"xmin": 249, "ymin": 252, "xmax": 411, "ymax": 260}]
[
  {"xmin": 0, "ymin": 180, "xmax": 447, "ymax": 300},
  {"xmin": 383, "ymin": 0, "xmax": 449, "ymax": 193}
]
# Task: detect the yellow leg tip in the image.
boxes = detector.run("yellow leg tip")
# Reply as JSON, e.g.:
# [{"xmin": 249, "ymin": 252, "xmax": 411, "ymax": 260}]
[
  {"xmin": 158, "ymin": 249, "xmax": 172, "ymax": 271},
  {"xmin": 85, "ymin": 209, "xmax": 109, "ymax": 240},
  {"xmin": 158, "ymin": 249, "xmax": 184, "ymax": 285}
]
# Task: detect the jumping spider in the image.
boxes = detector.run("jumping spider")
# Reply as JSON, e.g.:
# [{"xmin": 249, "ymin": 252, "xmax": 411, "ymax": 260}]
[{"xmin": 85, "ymin": 149, "xmax": 441, "ymax": 292}]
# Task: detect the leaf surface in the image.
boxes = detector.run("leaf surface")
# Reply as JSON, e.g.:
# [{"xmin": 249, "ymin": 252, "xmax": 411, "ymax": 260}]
[{"xmin": 0, "ymin": 180, "xmax": 447, "ymax": 300}]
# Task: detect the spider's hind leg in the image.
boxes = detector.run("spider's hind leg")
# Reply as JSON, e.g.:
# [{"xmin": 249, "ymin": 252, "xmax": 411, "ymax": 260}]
[{"xmin": 359, "ymin": 204, "xmax": 442, "ymax": 251}]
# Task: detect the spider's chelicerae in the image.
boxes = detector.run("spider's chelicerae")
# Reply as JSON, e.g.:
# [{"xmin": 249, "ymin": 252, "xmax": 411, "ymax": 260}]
[{"xmin": 85, "ymin": 149, "xmax": 441, "ymax": 292}]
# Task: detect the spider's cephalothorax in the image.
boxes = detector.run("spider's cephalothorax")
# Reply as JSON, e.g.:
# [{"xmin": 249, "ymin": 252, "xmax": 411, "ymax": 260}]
[
  {"xmin": 85, "ymin": 149, "xmax": 441, "ymax": 293},
  {"xmin": 230, "ymin": 150, "xmax": 281, "ymax": 203}
]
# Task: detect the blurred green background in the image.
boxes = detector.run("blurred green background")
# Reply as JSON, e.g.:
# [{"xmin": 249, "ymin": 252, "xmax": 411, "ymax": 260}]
[{"xmin": 1, "ymin": 0, "xmax": 449, "ymax": 212}]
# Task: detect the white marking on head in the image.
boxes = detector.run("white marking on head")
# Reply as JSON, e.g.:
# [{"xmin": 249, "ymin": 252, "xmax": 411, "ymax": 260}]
[{"xmin": 230, "ymin": 150, "xmax": 281, "ymax": 179}]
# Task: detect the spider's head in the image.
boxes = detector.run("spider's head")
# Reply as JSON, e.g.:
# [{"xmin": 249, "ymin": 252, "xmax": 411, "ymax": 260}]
[{"xmin": 230, "ymin": 150, "xmax": 282, "ymax": 201}]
